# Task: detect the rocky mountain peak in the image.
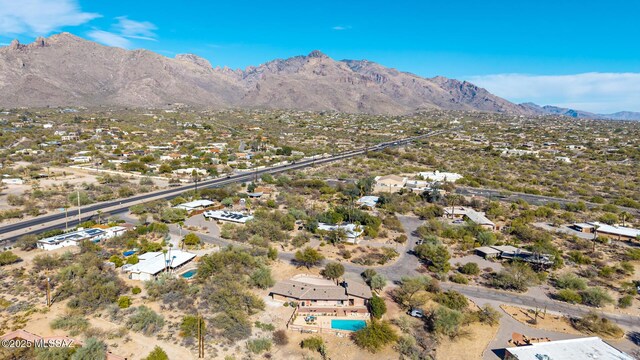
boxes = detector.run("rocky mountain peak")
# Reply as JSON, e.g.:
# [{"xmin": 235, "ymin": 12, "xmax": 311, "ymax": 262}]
[
  {"xmin": 307, "ymin": 50, "xmax": 328, "ymax": 58},
  {"xmin": 175, "ymin": 54, "xmax": 213, "ymax": 69}
]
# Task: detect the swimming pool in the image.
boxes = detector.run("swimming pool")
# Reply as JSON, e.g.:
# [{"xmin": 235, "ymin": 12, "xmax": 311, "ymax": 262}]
[
  {"xmin": 331, "ymin": 319, "xmax": 366, "ymax": 331},
  {"xmin": 180, "ymin": 269, "xmax": 197, "ymax": 279}
]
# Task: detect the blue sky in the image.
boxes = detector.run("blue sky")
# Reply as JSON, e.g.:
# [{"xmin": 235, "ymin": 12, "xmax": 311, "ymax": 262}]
[{"xmin": 1, "ymin": 0, "xmax": 639, "ymax": 113}]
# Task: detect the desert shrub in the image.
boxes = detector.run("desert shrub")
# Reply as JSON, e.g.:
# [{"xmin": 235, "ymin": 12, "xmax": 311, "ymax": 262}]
[
  {"xmin": 618, "ymin": 295, "xmax": 633, "ymax": 309},
  {"xmin": 0, "ymin": 251, "xmax": 21, "ymax": 266},
  {"xmin": 132, "ymin": 286, "xmax": 142, "ymax": 295},
  {"xmin": 554, "ymin": 273, "xmax": 587, "ymax": 290},
  {"xmin": 571, "ymin": 312, "xmax": 624, "ymax": 338},
  {"xmin": 458, "ymin": 262, "xmax": 480, "ymax": 275},
  {"xmin": 126, "ymin": 306, "xmax": 164, "ymax": 335},
  {"xmin": 449, "ymin": 273, "xmax": 469, "ymax": 284},
  {"xmin": 214, "ymin": 311, "xmax": 252, "ymax": 341},
  {"xmin": 117, "ymin": 296, "xmax": 132, "ymax": 309},
  {"xmin": 179, "ymin": 315, "xmax": 205, "ymax": 338},
  {"xmin": 50, "ymin": 315, "xmax": 89, "ymax": 336},
  {"xmin": 247, "ymin": 338, "xmax": 272, "ymax": 354},
  {"xmin": 254, "ymin": 321, "xmax": 275, "ymax": 331},
  {"xmin": 580, "ymin": 287, "xmax": 614, "ymax": 307},
  {"xmin": 434, "ymin": 291, "xmax": 468, "ymax": 311},
  {"xmin": 70, "ymin": 338, "xmax": 107, "ymax": 360},
  {"xmin": 301, "ymin": 336, "xmax": 325, "ymax": 352},
  {"xmin": 556, "ymin": 289, "xmax": 582, "ymax": 304}
]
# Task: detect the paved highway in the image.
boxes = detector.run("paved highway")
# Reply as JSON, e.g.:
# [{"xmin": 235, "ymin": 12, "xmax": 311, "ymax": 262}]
[
  {"xmin": 0, "ymin": 129, "xmax": 448, "ymax": 243},
  {"xmin": 456, "ymin": 186, "xmax": 640, "ymax": 216}
]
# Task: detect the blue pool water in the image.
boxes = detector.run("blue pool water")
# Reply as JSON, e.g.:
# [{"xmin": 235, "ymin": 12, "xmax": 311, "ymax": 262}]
[
  {"xmin": 331, "ymin": 319, "xmax": 366, "ymax": 331},
  {"xmin": 181, "ymin": 269, "xmax": 197, "ymax": 279}
]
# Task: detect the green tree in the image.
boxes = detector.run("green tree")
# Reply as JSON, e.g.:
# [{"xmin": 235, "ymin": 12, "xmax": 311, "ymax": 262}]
[
  {"xmin": 428, "ymin": 306, "xmax": 464, "ymax": 338},
  {"xmin": 16, "ymin": 234, "xmax": 38, "ymax": 251},
  {"xmin": 144, "ymin": 346, "xmax": 169, "ymax": 360},
  {"xmin": 250, "ymin": 267, "xmax": 275, "ymax": 289},
  {"xmin": 321, "ymin": 262, "xmax": 345, "ymax": 283},
  {"xmin": 353, "ymin": 319, "xmax": 398, "ymax": 353},
  {"xmin": 369, "ymin": 294, "xmax": 387, "ymax": 319},
  {"xmin": 491, "ymin": 262, "xmax": 538, "ymax": 292},
  {"xmin": 414, "ymin": 244, "xmax": 451, "ymax": 273},
  {"xmin": 294, "ymin": 247, "xmax": 324, "ymax": 268},
  {"xmin": 369, "ymin": 274, "xmax": 387, "ymax": 292},
  {"xmin": 160, "ymin": 208, "xmax": 187, "ymax": 223}
]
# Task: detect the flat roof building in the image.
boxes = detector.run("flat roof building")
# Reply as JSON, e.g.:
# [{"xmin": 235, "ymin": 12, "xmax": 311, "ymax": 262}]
[
  {"xmin": 123, "ymin": 249, "xmax": 196, "ymax": 281},
  {"xmin": 174, "ymin": 199, "xmax": 215, "ymax": 211},
  {"xmin": 504, "ymin": 337, "xmax": 633, "ymax": 360},
  {"xmin": 37, "ymin": 228, "xmax": 107, "ymax": 251},
  {"xmin": 203, "ymin": 210, "xmax": 254, "ymax": 223}
]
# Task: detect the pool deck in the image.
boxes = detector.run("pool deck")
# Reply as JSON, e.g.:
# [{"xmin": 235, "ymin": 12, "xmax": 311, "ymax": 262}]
[{"xmin": 288, "ymin": 310, "xmax": 370, "ymax": 335}]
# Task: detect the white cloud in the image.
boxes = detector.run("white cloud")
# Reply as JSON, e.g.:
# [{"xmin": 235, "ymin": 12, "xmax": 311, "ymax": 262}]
[
  {"xmin": 468, "ymin": 72, "xmax": 640, "ymax": 113},
  {"xmin": 332, "ymin": 25, "xmax": 351, "ymax": 31},
  {"xmin": 114, "ymin": 16, "xmax": 157, "ymax": 41},
  {"xmin": 87, "ymin": 17, "xmax": 157, "ymax": 49},
  {"xmin": 0, "ymin": 0, "xmax": 99, "ymax": 34},
  {"xmin": 87, "ymin": 30, "xmax": 130, "ymax": 48}
]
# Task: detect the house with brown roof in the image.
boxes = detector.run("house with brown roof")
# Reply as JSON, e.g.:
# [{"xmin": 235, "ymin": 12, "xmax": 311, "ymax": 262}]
[
  {"xmin": 373, "ymin": 175, "xmax": 407, "ymax": 193},
  {"xmin": 270, "ymin": 275, "xmax": 372, "ymax": 308}
]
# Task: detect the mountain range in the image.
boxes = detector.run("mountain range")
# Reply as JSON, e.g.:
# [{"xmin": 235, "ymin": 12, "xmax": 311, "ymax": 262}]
[{"xmin": 1, "ymin": 33, "xmax": 638, "ymax": 120}]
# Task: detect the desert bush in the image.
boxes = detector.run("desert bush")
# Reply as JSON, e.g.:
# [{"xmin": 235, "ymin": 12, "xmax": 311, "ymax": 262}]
[
  {"xmin": 571, "ymin": 312, "xmax": 624, "ymax": 338},
  {"xmin": 458, "ymin": 262, "xmax": 480, "ymax": 275},
  {"xmin": 246, "ymin": 338, "xmax": 272, "ymax": 354},
  {"xmin": 50, "ymin": 315, "xmax": 89, "ymax": 336},
  {"xmin": 126, "ymin": 306, "xmax": 164, "ymax": 335}
]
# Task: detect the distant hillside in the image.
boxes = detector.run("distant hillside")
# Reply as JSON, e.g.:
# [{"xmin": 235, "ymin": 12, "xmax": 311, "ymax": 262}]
[
  {"xmin": 520, "ymin": 103, "xmax": 640, "ymax": 121},
  {"xmin": 0, "ymin": 33, "xmax": 637, "ymax": 119},
  {"xmin": 0, "ymin": 33, "xmax": 529, "ymax": 115}
]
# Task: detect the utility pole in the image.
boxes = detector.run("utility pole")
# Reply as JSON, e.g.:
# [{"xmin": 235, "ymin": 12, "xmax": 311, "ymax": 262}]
[{"xmin": 46, "ymin": 277, "xmax": 51, "ymax": 307}]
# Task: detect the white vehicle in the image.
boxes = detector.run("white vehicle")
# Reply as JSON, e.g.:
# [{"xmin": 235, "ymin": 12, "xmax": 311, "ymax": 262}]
[{"xmin": 409, "ymin": 308, "xmax": 424, "ymax": 318}]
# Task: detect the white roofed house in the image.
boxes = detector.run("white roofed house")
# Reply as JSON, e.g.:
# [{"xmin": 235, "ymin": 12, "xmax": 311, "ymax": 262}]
[
  {"xmin": 418, "ymin": 170, "xmax": 463, "ymax": 183},
  {"xmin": 504, "ymin": 337, "xmax": 633, "ymax": 360},
  {"xmin": 123, "ymin": 249, "xmax": 196, "ymax": 281},
  {"xmin": 37, "ymin": 228, "xmax": 108, "ymax": 251},
  {"xmin": 203, "ymin": 210, "xmax": 254, "ymax": 224},
  {"xmin": 581, "ymin": 221, "xmax": 640, "ymax": 242},
  {"xmin": 174, "ymin": 200, "xmax": 215, "ymax": 211}
]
